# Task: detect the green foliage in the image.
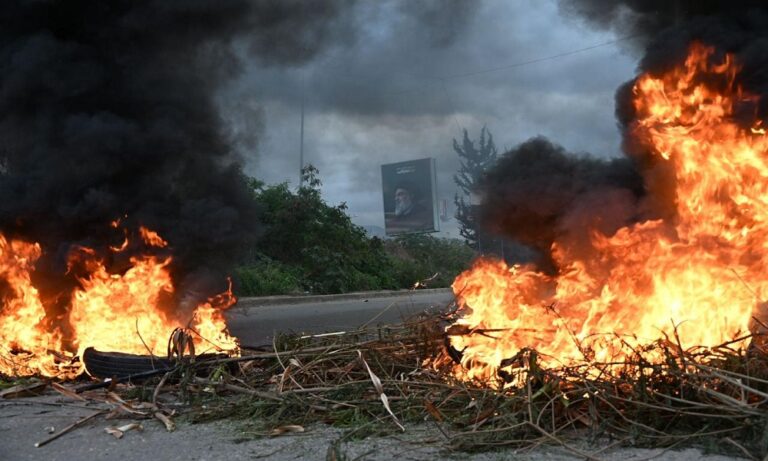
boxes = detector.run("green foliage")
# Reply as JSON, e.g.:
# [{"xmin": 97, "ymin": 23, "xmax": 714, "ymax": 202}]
[
  {"xmin": 388, "ymin": 234, "xmax": 477, "ymax": 288},
  {"xmin": 242, "ymin": 165, "xmax": 397, "ymax": 294},
  {"xmin": 234, "ymin": 259, "xmax": 302, "ymax": 296},
  {"xmin": 234, "ymin": 165, "xmax": 477, "ymax": 296}
]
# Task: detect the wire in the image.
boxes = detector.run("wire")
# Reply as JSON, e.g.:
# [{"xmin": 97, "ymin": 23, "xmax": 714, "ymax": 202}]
[
  {"xmin": 429, "ymin": 34, "xmax": 640, "ymax": 133},
  {"xmin": 428, "ymin": 34, "xmax": 641, "ymax": 159},
  {"xmin": 303, "ymin": 33, "xmax": 640, "ymax": 100},
  {"xmin": 383, "ymin": 33, "xmax": 641, "ymax": 97},
  {"xmin": 289, "ymin": 33, "xmax": 642, "ymax": 141},
  {"xmin": 439, "ymin": 78, "xmax": 464, "ymax": 133},
  {"xmin": 440, "ymin": 33, "xmax": 641, "ymax": 80}
]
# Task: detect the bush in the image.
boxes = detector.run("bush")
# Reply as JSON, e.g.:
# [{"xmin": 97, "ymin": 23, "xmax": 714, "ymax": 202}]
[
  {"xmin": 386, "ymin": 234, "xmax": 477, "ymax": 288},
  {"xmin": 234, "ymin": 260, "xmax": 302, "ymax": 296},
  {"xmin": 241, "ymin": 167, "xmax": 401, "ymax": 295},
  {"xmin": 234, "ymin": 167, "xmax": 477, "ymax": 296}
]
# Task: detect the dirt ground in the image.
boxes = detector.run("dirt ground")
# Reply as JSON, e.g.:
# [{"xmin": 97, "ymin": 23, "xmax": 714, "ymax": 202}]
[{"xmin": 0, "ymin": 393, "xmax": 746, "ymax": 461}]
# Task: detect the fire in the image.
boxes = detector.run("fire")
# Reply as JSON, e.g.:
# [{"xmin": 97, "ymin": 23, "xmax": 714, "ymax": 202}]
[
  {"xmin": 191, "ymin": 283, "xmax": 239, "ymax": 353},
  {"xmin": 444, "ymin": 43, "xmax": 768, "ymax": 383},
  {"xmin": 0, "ymin": 236, "xmax": 65, "ymax": 377},
  {"xmin": 0, "ymin": 226, "xmax": 238, "ymax": 378},
  {"xmin": 139, "ymin": 226, "xmax": 168, "ymax": 248}
]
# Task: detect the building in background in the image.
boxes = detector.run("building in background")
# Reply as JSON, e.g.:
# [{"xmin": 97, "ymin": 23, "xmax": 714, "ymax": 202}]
[{"xmin": 381, "ymin": 158, "xmax": 438, "ymax": 236}]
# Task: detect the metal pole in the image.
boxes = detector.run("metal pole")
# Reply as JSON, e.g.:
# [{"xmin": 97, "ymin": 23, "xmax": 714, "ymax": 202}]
[{"xmin": 299, "ymin": 79, "xmax": 305, "ymax": 186}]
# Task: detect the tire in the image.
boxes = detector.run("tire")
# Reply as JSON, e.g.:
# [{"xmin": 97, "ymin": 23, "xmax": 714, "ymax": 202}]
[{"xmin": 83, "ymin": 347, "xmax": 176, "ymax": 379}]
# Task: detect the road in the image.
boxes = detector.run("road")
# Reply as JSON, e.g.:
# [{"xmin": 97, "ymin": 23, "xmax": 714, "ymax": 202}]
[
  {"xmin": 0, "ymin": 395, "xmax": 739, "ymax": 461},
  {"xmin": 225, "ymin": 288, "xmax": 455, "ymax": 347}
]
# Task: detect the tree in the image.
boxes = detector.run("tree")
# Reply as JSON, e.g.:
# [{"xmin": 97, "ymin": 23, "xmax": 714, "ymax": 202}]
[
  {"xmin": 246, "ymin": 164, "xmax": 398, "ymax": 294},
  {"xmin": 452, "ymin": 127, "xmax": 497, "ymax": 247},
  {"xmin": 237, "ymin": 165, "xmax": 477, "ymax": 296}
]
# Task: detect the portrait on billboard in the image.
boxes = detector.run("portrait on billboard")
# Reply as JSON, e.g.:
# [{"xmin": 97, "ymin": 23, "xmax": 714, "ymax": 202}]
[{"xmin": 381, "ymin": 158, "xmax": 438, "ymax": 235}]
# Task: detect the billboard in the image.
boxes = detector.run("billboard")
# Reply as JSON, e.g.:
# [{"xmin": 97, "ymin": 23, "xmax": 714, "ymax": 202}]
[{"xmin": 381, "ymin": 158, "xmax": 439, "ymax": 236}]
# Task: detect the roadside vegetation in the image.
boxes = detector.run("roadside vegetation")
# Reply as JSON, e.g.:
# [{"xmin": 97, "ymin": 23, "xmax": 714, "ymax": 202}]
[{"xmin": 233, "ymin": 165, "xmax": 477, "ymax": 296}]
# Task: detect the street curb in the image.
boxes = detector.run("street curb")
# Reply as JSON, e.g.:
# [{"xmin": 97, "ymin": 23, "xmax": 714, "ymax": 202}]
[{"xmin": 235, "ymin": 288, "xmax": 452, "ymax": 308}]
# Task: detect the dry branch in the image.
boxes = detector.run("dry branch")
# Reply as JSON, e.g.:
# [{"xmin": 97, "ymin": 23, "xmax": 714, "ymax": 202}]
[
  {"xmin": 34, "ymin": 410, "xmax": 106, "ymax": 447},
  {"xmin": 80, "ymin": 313, "xmax": 768, "ymax": 458}
]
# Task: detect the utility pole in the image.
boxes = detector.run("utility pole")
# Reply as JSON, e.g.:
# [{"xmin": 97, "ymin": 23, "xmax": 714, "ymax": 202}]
[{"xmin": 299, "ymin": 75, "xmax": 305, "ymax": 187}]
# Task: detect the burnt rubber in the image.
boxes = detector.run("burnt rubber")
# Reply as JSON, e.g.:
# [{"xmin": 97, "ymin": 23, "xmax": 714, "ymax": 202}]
[{"xmin": 83, "ymin": 347, "xmax": 176, "ymax": 379}]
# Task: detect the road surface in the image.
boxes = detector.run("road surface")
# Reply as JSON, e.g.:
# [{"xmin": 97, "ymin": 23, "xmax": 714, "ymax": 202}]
[
  {"xmin": 225, "ymin": 289, "xmax": 454, "ymax": 347},
  {"xmin": 0, "ymin": 394, "xmax": 740, "ymax": 461}
]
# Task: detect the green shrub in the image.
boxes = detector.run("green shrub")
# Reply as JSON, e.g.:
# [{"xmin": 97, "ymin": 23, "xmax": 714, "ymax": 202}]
[
  {"xmin": 234, "ymin": 260, "xmax": 302, "ymax": 296},
  {"xmin": 235, "ymin": 167, "xmax": 477, "ymax": 295},
  {"xmin": 386, "ymin": 234, "xmax": 477, "ymax": 289}
]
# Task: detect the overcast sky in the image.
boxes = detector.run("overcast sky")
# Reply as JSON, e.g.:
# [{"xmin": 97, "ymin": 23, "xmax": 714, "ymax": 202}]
[{"xmin": 221, "ymin": 0, "xmax": 639, "ymax": 238}]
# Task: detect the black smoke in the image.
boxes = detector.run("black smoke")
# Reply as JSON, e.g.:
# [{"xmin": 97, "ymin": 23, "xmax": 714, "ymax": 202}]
[
  {"xmin": 0, "ymin": 0, "xmax": 359, "ymax": 317},
  {"xmin": 573, "ymin": 0, "xmax": 768, "ymax": 229},
  {"xmin": 558, "ymin": 1, "xmax": 768, "ymax": 121},
  {"xmin": 558, "ymin": 1, "xmax": 767, "ymax": 48},
  {"xmin": 479, "ymin": 138, "xmax": 644, "ymax": 273},
  {"xmin": 397, "ymin": 0, "xmax": 476, "ymax": 47},
  {"xmin": 565, "ymin": 2, "xmax": 767, "ymax": 32}
]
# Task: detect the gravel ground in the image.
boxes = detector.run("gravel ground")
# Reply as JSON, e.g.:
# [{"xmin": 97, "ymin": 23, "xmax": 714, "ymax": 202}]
[{"xmin": 0, "ymin": 393, "xmax": 746, "ymax": 461}]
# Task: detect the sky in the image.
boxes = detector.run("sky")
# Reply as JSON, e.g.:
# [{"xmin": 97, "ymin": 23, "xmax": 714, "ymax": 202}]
[{"xmin": 220, "ymin": 0, "xmax": 639, "ymax": 238}]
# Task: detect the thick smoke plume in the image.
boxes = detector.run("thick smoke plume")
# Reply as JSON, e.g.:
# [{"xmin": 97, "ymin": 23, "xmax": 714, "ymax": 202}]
[
  {"xmin": 0, "ymin": 0, "xmax": 359, "ymax": 314},
  {"xmin": 0, "ymin": 0, "xmax": 480, "ymax": 319},
  {"xmin": 479, "ymin": 138, "xmax": 643, "ymax": 272},
  {"xmin": 480, "ymin": 1, "xmax": 768, "ymax": 272},
  {"xmin": 559, "ymin": 1, "xmax": 767, "ymax": 47},
  {"xmin": 558, "ymin": 1, "xmax": 768, "ymax": 120}
]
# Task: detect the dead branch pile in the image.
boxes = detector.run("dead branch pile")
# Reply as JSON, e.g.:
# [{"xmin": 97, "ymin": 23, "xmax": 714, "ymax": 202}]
[
  {"xmin": 174, "ymin": 315, "xmax": 768, "ymax": 458},
  {"xmin": 8, "ymin": 312, "xmax": 768, "ymax": 458}
]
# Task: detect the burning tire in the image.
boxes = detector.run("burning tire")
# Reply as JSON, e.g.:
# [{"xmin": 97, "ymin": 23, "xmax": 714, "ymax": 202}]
[
  {"xmin": 82, "ymin": 347, "xmax": 230, "ymax": 379},
  {"xmin": 83, "ymin": 347, "xmax": 176, "ymax": 379}
]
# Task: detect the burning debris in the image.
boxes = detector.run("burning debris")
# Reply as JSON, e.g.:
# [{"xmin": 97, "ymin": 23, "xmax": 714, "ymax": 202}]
[
  {"xmin": 0, "ymin": 1, "xmax": 366, "ymax": 378},
  {"xmin": 0, "ymin": 1, "xmax": 272, "ymax": 378},
  {"xmin": 7, "ymin": 318, "xmax": 766, "ymax": 456},
  {"xmin": 0, "ymin": 226, "xmax": 238, "ymax": 378},
  {"xmin": 0, "ymin": 0, "xmax": 481, "ymax": 382},
  {"xmin": 6, "ymin": 1, "xmax": 768, "ymax": 458},
  {"xmin": 439, "ymin": 5, "xmax": 768, "ymax": 384}
]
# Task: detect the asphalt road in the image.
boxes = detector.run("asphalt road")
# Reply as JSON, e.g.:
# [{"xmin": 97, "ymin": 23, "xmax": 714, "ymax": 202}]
[
  {"xmin": 225, "ymin": 289, "xmax": 455, "ymax": 347},
  {"xmin": 0, "ymin": 394, "xmax": 740, "ymax": 461}
]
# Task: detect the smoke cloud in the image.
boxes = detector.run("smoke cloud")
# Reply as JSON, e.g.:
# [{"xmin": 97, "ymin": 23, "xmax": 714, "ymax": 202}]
[
  {"xmin": 0, "ymin": 0, "xmax": 365, "ymax": 314},
  {"xmin": 479, "ymin": 137, "xmax": 644, "ymax": 272},
  {"xmin": 558, "ymin": 1, "xmax": 768, "ymax": 48},
  {"xmin": 559, "ymin": 1, "xmax": 768, "ymax": 119},
  {"xmin": 0, "ymin": 0, "xmax": 484, "ymax": 317}
]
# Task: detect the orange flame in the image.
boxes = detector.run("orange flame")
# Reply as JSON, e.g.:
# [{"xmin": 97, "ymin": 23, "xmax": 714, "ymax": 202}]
[
  {"xmin": 0, "ymin": 235, "xmax": 67, "ymax": 376},
  {"xmin": 139, "ymin": 226, "xmax": 168, "ymax": 248},
  {"xmin": 0, "ymin": 227, "xmax": 238, "ymax": 378},
  {"xmin": 443, "ymin": 44, "xmax": 767, "ymax": 383},
  {"xmin": 109, "ymin": 228, "xmax": 130, "ymax": 253},
  {"xmin": 191, "ymin": 280, "xmax": 239, "ymax": 353}
]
